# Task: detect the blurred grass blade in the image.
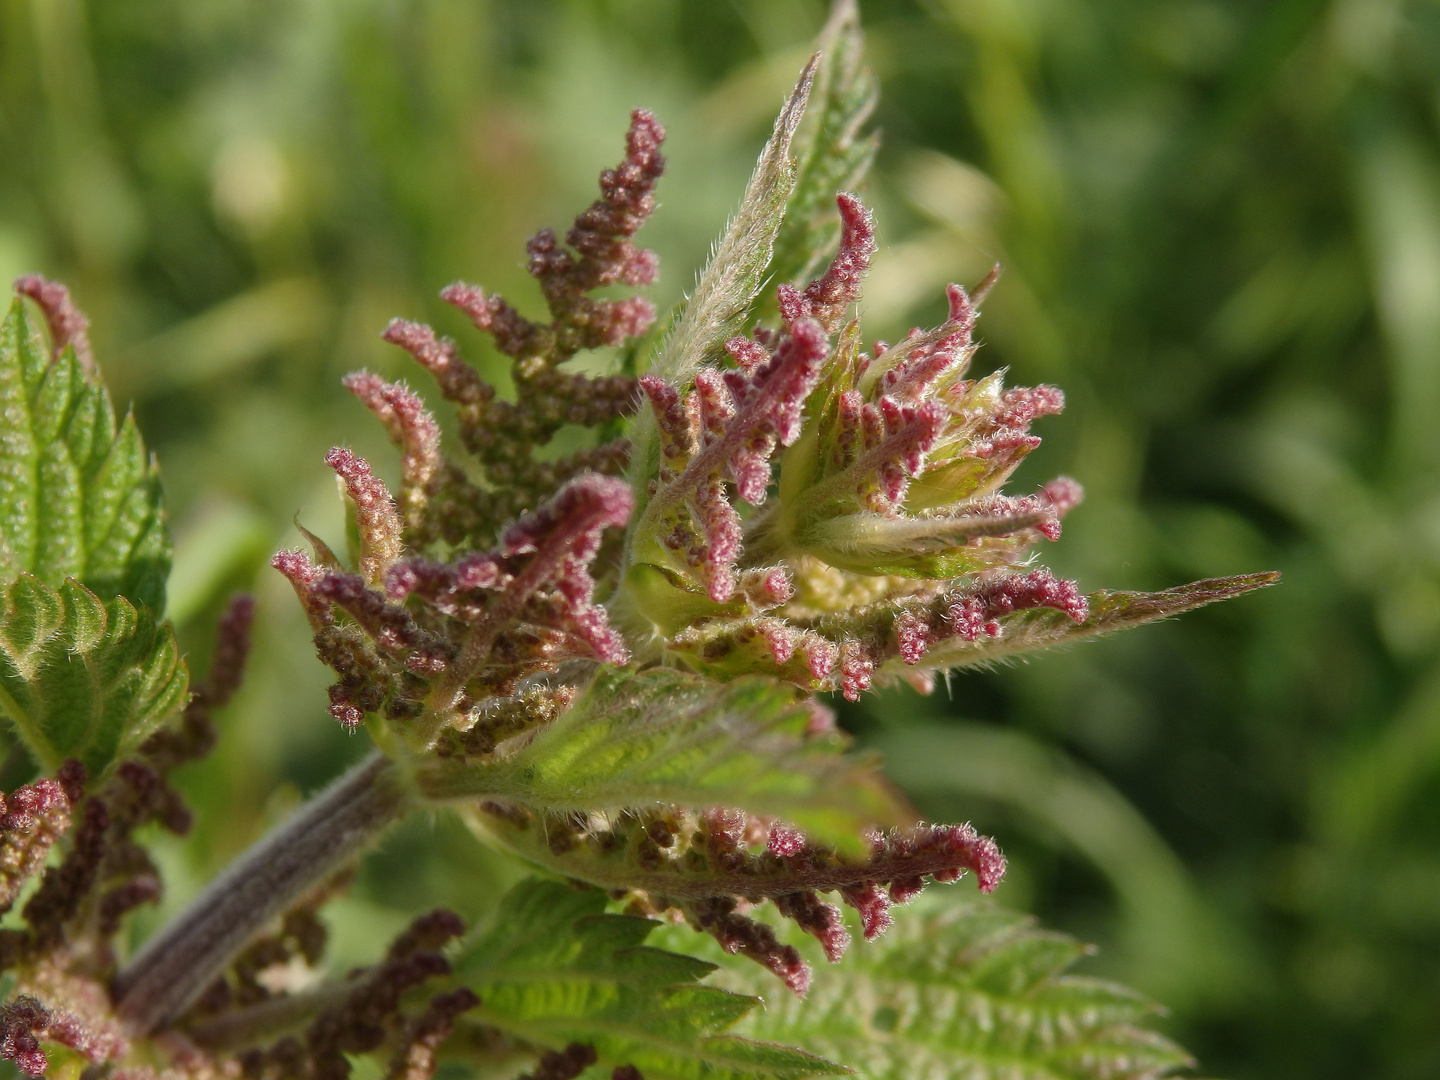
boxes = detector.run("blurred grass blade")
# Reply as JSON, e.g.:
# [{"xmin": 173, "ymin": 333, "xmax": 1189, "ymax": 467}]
[
  {"xmin": 165, "ymin": 500, "xmax": 274, "ymax": 626},
  {"xmin": 114, "ymin": 277, "xmax": 329, "ymax": 393},
  {"xmin": 870, "ymin": 721, "xmax": 1246, "ymax": 1008}
]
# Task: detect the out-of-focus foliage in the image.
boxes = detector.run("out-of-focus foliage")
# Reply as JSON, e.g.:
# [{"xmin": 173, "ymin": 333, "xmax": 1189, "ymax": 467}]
[
  {"xmin": 449, "ymin": 877, "xmax": 843, "ymax": 1080},
  {"xmin": 0, "ymin": 1, "xmax": 1436, "ymax": 1077},
  {"xmin": 720, "ymin": 893, "xmax": 1197, "ymax": 1080}
]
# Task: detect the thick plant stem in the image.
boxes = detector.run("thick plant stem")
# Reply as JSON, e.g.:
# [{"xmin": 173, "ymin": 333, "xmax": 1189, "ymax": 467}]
[{"xmin": 111, "ymin": 750, "xmax": 411, "ymax": 1035}]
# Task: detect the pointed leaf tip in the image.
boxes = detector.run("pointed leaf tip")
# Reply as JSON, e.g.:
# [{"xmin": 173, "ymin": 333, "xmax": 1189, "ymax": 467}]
[
  {"xmin": 763, "ymin": 4, "xmax": 879, "ymax": 299},
  {"xmin": 652, "ymin": 54, "xmax": 818, "ymax": 386},
  {"xmin": 1089, "ymin": 570, "xmax": 1282, "ymax": 623},
  {"xmin": 885, "ymin": 570, "xmax": 1281, "ymax": 675},
  {"xmin": 786, "ymin": 53, "xmax": 821, "ymax": 132}
]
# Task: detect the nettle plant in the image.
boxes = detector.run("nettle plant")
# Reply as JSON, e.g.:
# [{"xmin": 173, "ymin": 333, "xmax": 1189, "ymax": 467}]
[{"xmin": 0, "ymin": 8, "xmax": 1276, "ymax": 1080}]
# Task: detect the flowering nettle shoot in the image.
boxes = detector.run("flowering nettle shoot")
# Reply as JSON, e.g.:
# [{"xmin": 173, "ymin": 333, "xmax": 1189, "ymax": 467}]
[
  {"xmin": 0, "ymin": 7, "xmax": 1276, "ymax": 1079},
  {"xmin": 258, "ymin": 46, "xmax": 1275, "ymax": 1003}
]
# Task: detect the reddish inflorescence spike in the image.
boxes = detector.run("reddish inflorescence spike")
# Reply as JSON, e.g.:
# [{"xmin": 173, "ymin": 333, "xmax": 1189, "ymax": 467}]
[
  {"xmin": 1041, "ymin": 475, "xmax": 1084, "ymax": 518},
  {"xmin": 13, "ymin": 274, "xmax": 95, "ymax": 373},
  {"xmin": 687, "ymin": 896, "xmax": 811, "ymax": 996},
  {"xmin": 196, "ymin": 596, "xmax": 256, "ymax": 711},
  {"xmin": 0, "ymin": 778, "xmax": 73, "ymax": 914},
  {"xmin": 385, "ymin": 988, "xmax": 481, "ymax": 1080},
  {"xmin": 380, "ymin": 320, "xmax": 492, "ymax": 410},
  {"xmin": 343, "ymin": 373, "xmax": 442, "ymax": 530},
  {"xmin": 272, "ymin": 549, "xmax": 336, "ymax": 631},
  {"xmin": 282, "ymin": 468, "xmax": 633, "ymax": 731},
  {"xmin": 890, "ymin": 568, "xmax": 1089, "ymax": 665},
  {"xmin": 522, "ymin": 1043, "xmax": 598, "ymax": 1080},
  {"xmin": 326, "ymin": 449, "xmax": 404, "ymax": 585},
  {"xmin": 313, "ymin": 574, "xmax": 451, "ymax": 675},
  {"xmin": 497, "ymin": 803, "xmax": 1009, "ymax": 995},
  {"xmin": 442, "ymin": 108, "xmax": 663, "ymax": 360},
  {"xmin": 875, "ymin": 283, "xmax": 977, "ymax": 403},
  {"xmin": 840, "ymin": 883, "xmax": 893, "ymax": 940},
  {"xmin": 643, "ymin": 309, "xmax": 829, "ymax": 602},
  {"xmin": 0, "ymin": 997, "xmax": 53, "ymax": 1077},
  {"xmin": 799, "ymin": 193, "xmax": 876, "ymax": 332},
  {"xmin": 225, "ymin": 908, "xmax": 469, "ymax": 1080},
  {"xmin": 946, "ymin": 569, "xmax": 1088, "ymax": 644},
  {"xmin": 363, "ymin": 110, "xmax": 660, "ymax": 547},
  {"xmin": 775, "ymin": 891, "xmax": 850, "ymax": 964}
]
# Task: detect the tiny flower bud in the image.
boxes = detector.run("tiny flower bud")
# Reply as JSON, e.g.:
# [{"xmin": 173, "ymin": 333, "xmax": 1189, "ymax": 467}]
[{"xmin": 326, "ymin": 448, "xmax": 404, "ymax": 585}]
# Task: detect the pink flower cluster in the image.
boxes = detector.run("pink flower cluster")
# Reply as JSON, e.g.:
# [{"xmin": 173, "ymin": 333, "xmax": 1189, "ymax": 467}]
[
  {"xmin": 679, "ymin": 809, "xmax": 1005, "ymax": 994},
  {"xmin": 895, "ymin": 568, "xmax": 1090, "ymax": 664},
  {"xmin": 473, "ymin": 794, "xmax": 1006, "ymax": 997},
  {"xmin": 359, "ymin": 110, "xmax": 664, "ymax": 544},
  {"xmin": 641, "ymin": 315, "xmax": 829, "ymax": 602},
  {"xmin": 638, "ymin": 193, "xmax": 875, "ymax": 605},
  {"xmin": 630, "ymin": 191, "xmax": 1089, "ymax": 698},
  {"xmin": 275, "ymin": 468, "xmax": 632, "ymax": 732}
]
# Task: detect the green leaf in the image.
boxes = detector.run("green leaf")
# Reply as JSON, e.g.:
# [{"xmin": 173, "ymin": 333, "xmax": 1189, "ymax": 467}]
[
  {"xmin": 881, "ymin": 572, "xmax": 1282, "ymax": 677},
  {"xmin": 0, "ymin": 574, "xmax": 188, "ymax": 776},
  {"xmin": 763, "ymin": 0, "xmax": 880, "ymax": 298},
  {"xmin": 414, "ymin": 667, "xmax": 907, "ymax": 853},
  {"xmin": 0, "ymin": 297, "xmax": 170, "ymax": 612},
  {"xmin": 727, "ymin": 896, "xmax": 1195, "ymax": 1080},
  {"xmin": 626, "ymin": 36, "xmax": 830, "ymax": 551},
  {"xmin": 650, "ymin": 56, "xmax": 816, "ymax": 386},
  {"xmin": 450, "ymin": 878, "xmax": 846, "ymax": 1080}
]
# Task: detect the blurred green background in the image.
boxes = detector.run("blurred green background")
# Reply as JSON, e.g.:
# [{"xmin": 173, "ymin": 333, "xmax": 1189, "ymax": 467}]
[{"xmin": 3, "ymin": 0, "xmax": 1439, "ymax": 1076}]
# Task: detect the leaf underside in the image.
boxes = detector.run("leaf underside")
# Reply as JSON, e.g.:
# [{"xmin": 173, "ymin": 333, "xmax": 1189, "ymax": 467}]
[
  {"xmin": 417, "ymin": 666, "xmax": 908, "ymax": 854},
  {"xmin": 450, "ymin": 878, "xmax": 846, "ymax": 1080},
  {"xmin": 0, "ymin": 297, "xmax": 170, "ymax": 613},
  {"xmin": 0, "ymin": 572, "xmax": 187, "ymax": 777}
]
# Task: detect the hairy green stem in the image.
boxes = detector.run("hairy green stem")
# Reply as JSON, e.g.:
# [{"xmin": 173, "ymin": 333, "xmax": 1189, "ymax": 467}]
[{"xmin": 111, "ymin": 750, "xmax": 411, "ymax": 1035}]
